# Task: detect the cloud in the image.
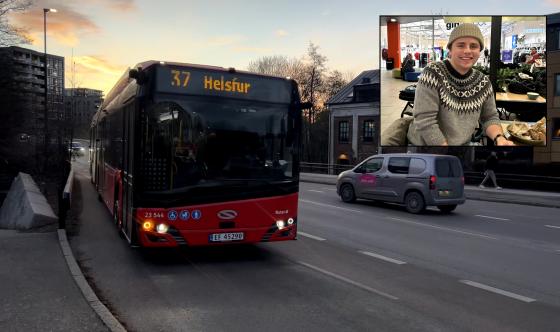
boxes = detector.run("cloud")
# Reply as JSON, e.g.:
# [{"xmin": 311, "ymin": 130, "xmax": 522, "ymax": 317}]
[
  {"xmin": 275, "ymin": 29, "xmax": 289, "ymax": 37},
  {"xmin": 72, "ymin": 55, "xmax": 125, "ymax": 76},
  {"xmin": 100, "ymin": 0, "xmax": 137, "ymax": 12},
  {"xmin": 10, "ymin": 4, "xmax": 99, "ymax": 47},
  {"xmin": 66, "ymin": 56, "xmax": 127, "ymax": 94}
]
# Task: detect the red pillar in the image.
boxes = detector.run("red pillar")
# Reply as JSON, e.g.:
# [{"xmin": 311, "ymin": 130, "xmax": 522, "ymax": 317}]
[{"xmin": 387, "ymin": 22, "xmax": 401, "ymax": 69}]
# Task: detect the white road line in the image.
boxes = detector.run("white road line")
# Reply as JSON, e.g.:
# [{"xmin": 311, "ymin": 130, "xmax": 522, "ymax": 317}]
[
  {"xmin": 386, "ymin": 217, "xmax": 498, "ymax": 240},
  {"xmin": 459, "ymin": 280, "xmax": 536, "ymax": 303},
  {"xmin": 475, "ymin": 215, "xmax": 511, "ymax": 221},
  {"xmin": 308, "ymin": 190, "xmax": 325, "ymax": 193},
  {"xmin": 298, "ymin": 232, "xmax": 326, "ymax": 241},
  {"xmin": 322, "ymin": 187, "xmax": 337, "ymax": 191},
  {"xmin": 359, "ymin": 251, "xmax": 407, "ymax": 265},
  {"xmin": 545, "ymin": 225, "xmax": 560, "ymax": 229},
  {"xmin": 300, "ymin": 199, "xmax": 363, "ymax": 213},
  {"xmin": 298, "ymin": 261, "xmax": 399, "ymax": 300}
]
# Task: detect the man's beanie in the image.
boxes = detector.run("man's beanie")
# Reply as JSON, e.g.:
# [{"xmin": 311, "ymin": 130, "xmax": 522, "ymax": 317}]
[{"xmin": 447, "ymin": 23, "xmax": 484, "ymax": 50}]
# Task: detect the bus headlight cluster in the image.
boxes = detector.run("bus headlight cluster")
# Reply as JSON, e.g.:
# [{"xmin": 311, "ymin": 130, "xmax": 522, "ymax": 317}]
[
  {"xmin": 156, "ymin": 223, "xmax": 169, "ymax": 234},
  {"xmin": 276, "ymin": 218, "xmax": 295, "ymax": 230}
]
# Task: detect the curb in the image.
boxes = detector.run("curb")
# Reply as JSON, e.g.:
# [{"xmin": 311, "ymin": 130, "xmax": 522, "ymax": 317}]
[{"xmin": 57, "ymin": 229, "xmax": 127, "ymax": 332}]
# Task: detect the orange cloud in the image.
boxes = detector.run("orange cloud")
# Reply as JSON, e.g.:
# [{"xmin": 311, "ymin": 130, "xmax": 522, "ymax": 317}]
[
  {"xmin": 66, "ymin": 56, "xmax": 127, "ymax": 94},
  {"xmin": 10, "ymin": 4, "xmax": 99, "ymax": 47}
]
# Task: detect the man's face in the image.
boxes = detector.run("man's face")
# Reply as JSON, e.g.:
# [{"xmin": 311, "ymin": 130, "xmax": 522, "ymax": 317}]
[
  {"xmin": 530, "ymin": 48, "xmax": 537, "ymax": 54},
  {"xmin": 448, "ymin": 36, "xmax": 481, "ymax": 75}
]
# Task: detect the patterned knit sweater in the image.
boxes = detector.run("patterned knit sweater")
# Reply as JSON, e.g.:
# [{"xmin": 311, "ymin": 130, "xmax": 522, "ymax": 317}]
[{"xmin": 407, "ymin": 60, "xmax": 501, "ymax": 145}]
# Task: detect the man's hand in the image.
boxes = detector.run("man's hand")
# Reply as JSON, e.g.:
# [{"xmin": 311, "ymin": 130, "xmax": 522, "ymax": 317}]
[{"xmin": 496, "ymin": 137, "xmax": 515, "ymax": 146}]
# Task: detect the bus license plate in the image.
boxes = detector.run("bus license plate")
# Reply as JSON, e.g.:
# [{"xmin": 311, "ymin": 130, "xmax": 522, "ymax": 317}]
[{"xmin": 209, "ymin": 232, "xmax": 244, "ymax": 242}]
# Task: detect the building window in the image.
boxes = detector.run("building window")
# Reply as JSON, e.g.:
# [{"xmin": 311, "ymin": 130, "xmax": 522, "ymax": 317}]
[
  {"xmin": 338, "ymin": 121, "xmax": 349, "ymax": 143},
  {"xmin": 363, "ymin": 120, "xmax": 375, "ymax": 142},
  {"xmin": 556, "ymin": 74, "xmax": 560, "ymax": 96}
]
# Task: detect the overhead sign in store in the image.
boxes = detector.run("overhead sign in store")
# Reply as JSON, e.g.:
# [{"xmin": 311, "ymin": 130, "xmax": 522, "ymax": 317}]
[{"xmin": 512, "ymin": 34, "xmax": 518, "ymax": 48}]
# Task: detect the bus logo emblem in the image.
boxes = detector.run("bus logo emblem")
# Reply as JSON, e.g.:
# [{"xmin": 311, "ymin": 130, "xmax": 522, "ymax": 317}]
[
  {"xmin": 217, "ymin": 210, "xmax": 237, "ymax": 220},
  {"xmin": 168, "ymin": 210, "xmax": 178, "ymax": 221},
  {"xmin": 192, "ymin": 210, "xmax": 202, "ymax": 220}
]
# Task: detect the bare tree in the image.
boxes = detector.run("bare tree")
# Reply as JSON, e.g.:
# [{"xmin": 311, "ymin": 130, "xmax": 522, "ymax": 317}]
[
  {"xmin": 246, "ymin": 43, "xmax": 349, "ymax": 163},
  {"xmin": 0, "ymin": 0, "xmax": 32, "ymax": 46}
]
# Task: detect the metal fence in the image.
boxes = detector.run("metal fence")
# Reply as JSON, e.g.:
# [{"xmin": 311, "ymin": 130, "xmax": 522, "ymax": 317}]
[
  {"xmin": 300, "ymin": 162, "xmax": 354, "ymax": 175},
  {"xmin": 300, "ymin": 162, "xmax": 560, "ymax": 192}
]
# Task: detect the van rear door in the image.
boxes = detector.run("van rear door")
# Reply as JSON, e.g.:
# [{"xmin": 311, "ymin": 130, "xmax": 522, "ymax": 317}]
[{"xmin": 434, "ymin": 157, "xmax": 464, "ymax": 199}]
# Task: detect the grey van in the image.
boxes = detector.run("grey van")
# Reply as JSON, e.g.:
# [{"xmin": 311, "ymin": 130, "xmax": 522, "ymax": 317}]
[{"xmin": 336, "ymin": 153, "xmax": 465, "ymax": 213}]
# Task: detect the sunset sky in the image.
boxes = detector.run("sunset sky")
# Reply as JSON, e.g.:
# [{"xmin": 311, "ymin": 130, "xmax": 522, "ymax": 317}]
[{"xmin": 8, "ymin": 0, "xmax": 560, "ymax": 95}]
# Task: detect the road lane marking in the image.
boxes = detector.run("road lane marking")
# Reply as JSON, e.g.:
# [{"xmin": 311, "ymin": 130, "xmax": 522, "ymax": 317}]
[
  {"xmin": 475, "ymin": 215, "xmax": 510, "ymax": 221},
  {"xmin": 459, "ymin": 280, "xmax": 536, "ymax": 303},
  {"xmin": 321, "ymin": 187, "xmax": 337, "ymax": 191},
  {"xmin": 300, "ymin": 199, "xmax": 363, "ymax": 213},
  {"xmin": 359, "ymin": 251, "xmax": 407, "ymax": 265},
  {"xmin": 298, "ymin": 232, "xmax": 326, "ymax": 241},
  {"xmin": 545, "ymin": 225, "xmax": 560, "ymax": 229},
  {"xmin": 308, "ymin": 190, "xmax": 325, "ymax": 193},
  {"xmin": 298, "ymin": 261, "xmax": 399, "ymax": 300},
  {"xmin": 386, "ymin": 217, "xmax": 498, "ymax": 240}
]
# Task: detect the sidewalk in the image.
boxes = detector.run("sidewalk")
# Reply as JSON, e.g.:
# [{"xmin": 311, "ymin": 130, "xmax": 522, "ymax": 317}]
[
  {"xmin": 0, "ymin": 229, "xmax": 108, "ymax": 331},
  {"xmin": 300, "ymin": 172, "xmax": 560, "ymax": 208}
]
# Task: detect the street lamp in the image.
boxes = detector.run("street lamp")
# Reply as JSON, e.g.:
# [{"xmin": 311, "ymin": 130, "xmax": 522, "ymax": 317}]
[{"xmin": 43, "ymin": 8, "xmax": 56, "ymax": 172}]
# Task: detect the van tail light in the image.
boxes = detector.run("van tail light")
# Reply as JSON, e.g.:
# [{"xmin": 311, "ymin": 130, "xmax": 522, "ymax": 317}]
[
  {"xmin": 461, "ymin": 176, "xmax": 465, "ymax": 185},
  {"xmin": 430, "ymin": 176, "xmax": 436, "ymax": 190}
]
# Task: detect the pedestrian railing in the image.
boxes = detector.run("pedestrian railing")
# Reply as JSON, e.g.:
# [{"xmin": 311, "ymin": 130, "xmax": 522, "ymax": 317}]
[{"xmin": 300, "ymin": 162, "xmax": 354, "ymax": 175}]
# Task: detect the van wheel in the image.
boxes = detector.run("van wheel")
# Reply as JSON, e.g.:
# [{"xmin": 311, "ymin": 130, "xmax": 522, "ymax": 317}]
[
  {"xmin": 340, "ymin": 184, "xmax": 356, "ymax": 203},
  {"xmin": 438, "ymin": 205, "xmax": 457, "ymax": 213},
  {"xmin": 405, "ymin": 191, "xmax": 425, "ymax": 214}
]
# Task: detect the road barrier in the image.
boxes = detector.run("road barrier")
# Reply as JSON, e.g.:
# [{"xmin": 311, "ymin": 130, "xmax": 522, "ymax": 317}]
[{"xmin": 58, "ymin": 167, "xmax": 74, "ymax": 229}]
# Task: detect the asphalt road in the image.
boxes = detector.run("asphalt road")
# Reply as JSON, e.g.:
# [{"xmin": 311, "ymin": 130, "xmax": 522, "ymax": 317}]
[{"xmin": 69, "ymin": 154, "xmax": 560, "ymax": 331}]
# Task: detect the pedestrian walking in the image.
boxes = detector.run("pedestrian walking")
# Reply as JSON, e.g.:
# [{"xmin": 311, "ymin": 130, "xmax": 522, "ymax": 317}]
[{"xmin": 479, "ymin": 151, "xmax": 502, "ymax": 189}]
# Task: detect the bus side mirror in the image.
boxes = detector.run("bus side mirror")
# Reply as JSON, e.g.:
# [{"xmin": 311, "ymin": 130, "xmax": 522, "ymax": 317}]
[{"xmin": 129, "ymin": 68, "xmax": 147, "ymax": 85}]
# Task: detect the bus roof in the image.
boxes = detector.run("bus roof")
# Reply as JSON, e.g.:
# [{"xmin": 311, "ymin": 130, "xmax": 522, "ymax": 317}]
[{"xmin": 94, "ymin": 60, "xmax": 296, "ymax": 126}]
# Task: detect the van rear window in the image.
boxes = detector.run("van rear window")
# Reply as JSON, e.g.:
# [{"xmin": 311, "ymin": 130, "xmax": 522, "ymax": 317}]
[{"xmin": 435, "ymin": 158, "xmax": 462, "ymax": 177}]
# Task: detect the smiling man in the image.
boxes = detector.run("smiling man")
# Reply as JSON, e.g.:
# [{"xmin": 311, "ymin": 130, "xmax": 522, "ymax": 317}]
[{"xmin": 407, "ymin": 23, "xmax": 514, "ymax": 146}]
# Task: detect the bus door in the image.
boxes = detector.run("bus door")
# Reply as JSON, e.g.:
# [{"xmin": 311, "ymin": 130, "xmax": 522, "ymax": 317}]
[{"xmin": 121, "ymin": 102, "xmax": 136, "ymax": 243}]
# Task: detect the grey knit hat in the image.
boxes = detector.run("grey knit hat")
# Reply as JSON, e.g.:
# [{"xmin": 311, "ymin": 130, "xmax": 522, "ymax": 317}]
[{"xmin": 447, "ymin": 23, "xmax": 484, "ymax": 50}]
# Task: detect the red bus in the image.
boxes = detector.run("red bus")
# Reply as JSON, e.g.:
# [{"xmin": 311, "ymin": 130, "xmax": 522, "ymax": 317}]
[{"xmin": 90, "ymin": 61, "xmax": 304, "ymax": 247}]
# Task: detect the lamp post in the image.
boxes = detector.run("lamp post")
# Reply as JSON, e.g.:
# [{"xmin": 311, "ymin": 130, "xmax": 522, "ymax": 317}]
[{"xmin": 43, "ymin": 8, "xmax": 56, "ymax": 172}]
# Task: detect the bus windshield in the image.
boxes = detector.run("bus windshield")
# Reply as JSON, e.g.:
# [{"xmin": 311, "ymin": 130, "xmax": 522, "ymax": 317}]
[{"xmin": 140, "ymin": 96, "xmax": 296, "ymax": 194}]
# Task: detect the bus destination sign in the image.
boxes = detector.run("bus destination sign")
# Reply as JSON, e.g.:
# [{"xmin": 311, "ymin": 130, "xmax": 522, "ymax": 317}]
[{"xmin": 156, "ymin": 65, "xmax": 292, "ymax": 103}]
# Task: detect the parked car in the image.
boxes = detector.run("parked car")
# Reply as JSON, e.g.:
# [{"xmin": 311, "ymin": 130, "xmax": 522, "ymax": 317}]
[{"xmin": 336, "ymin": 153, "xmax": 465, "ymax": 213}]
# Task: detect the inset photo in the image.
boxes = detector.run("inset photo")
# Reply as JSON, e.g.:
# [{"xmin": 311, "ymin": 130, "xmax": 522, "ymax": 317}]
[{"xmin": 379, "ymin": 16, "xmax": 547, "ymax": 147}]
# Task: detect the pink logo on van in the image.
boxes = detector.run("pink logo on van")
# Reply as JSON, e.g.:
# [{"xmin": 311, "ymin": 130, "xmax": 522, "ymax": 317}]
[{"xmin": 359, "ymin": 174, "xmax": 376, "ymax": 185}]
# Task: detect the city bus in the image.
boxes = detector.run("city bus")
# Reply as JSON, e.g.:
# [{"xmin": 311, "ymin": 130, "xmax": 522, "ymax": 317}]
[{"xmin": 90, "ymin": 61, "xmax": 304, "ymax": 247}]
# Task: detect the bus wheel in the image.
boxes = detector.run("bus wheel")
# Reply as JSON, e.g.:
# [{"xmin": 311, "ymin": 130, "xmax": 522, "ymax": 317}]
[
  {"xmin": 405, "ymin": 191, "xmax": 425, "ymax": 214},
  {"xmin": 340, "ymin": 184, "xmax": 356, "ymax": 203}
]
